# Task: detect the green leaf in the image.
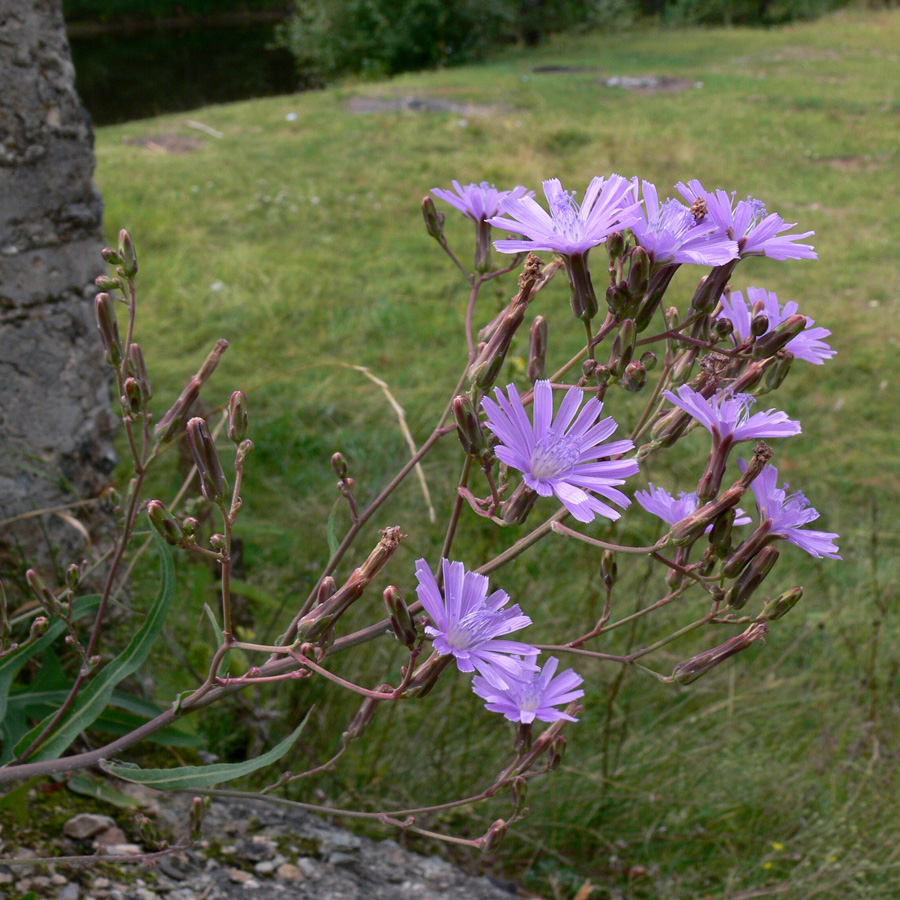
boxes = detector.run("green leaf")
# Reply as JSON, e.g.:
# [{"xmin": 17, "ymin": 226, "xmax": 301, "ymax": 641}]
[
  {"xmin": 65, "ymin": 773, "xmax": 142, "ymax": 809},
  {"xmin": 13, "ymin": 534, "xmax": 175, "ymax": 762},
  {"xmin": 0, "ymin": 595, "xmax": 100, "ymax": 722},
  {"xmin": 326, "ymin": 499, "xmax": 341, "ymax": 559},
  {"xmin": 99, "ymin": 708, "xmax": 312, "ymax": 790}
]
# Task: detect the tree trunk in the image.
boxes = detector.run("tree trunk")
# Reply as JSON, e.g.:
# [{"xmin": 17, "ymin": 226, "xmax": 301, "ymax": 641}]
[{"xmin": 0, "ymin": 0, "xmax": 116, "ymax": 587}]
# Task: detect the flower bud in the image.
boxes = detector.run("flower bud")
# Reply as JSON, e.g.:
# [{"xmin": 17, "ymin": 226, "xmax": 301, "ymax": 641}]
[
  {"xmin": 609, "ymin": 319, "xmax": 636, "ymax": 375},
  {"xmin": 750, "ymin": 313, "xmax": 769, "ymax": 337},
  {"xmin": 752, "ymin": 315, "xmax": 806, "ymax": 359},
  {"xmin": 421, "ymin": 196, "xmax": 445, "ymax": 240},
  {"xmin": 189, "ymin": 797, "xmax": 208, "ymax": 844},
  {"xmin": 606, "ymin": 231, "xmax": 626, "ymax": 262},
  {"xmin": 155, "ymin": 339, "xmax": 228, "ymax": 442},
  {"xmin": 210, "ymin": 533, "xmax": 227, "ymax": 550},
  {"xmin": 600, "ymin": 549, "xmax": 617, "ymax": 590},
  {"xmin": 65, "ymin": 563, "xmax": 80, "ymax": 591},
  {"xmin": 101, "ymin": 246, "xmax": 122, "ymax": 266},
  {"xmin": 527, "ymin": 316, "xmax": 548, "ymax": 383},
  {"xmin": 127, "ymin": 344, "xmax": 152, "ymax": 401},
  {"xmin": 708, "ymin": 508, "xmax": 735, "ymax": 557},
  {"xmin": 452, "ymin": 396, "xmax": 484, "ymax": 456},
  {"xmin": 640, "ymin": 350, "xmax": 657, "ymax": 371},
  {"xmin": 30, "ymin": 616, "xmax": 50, "ymax": 640},
  {"xmin": 764, "ymin": 352, "xmax": 794, "ymax": 392},
  {"xmin": 500, "ymin": 482, "xmax": 537, "ymax": 525},
  {"xmin": 763, "ymin": 586, "xmax": 803, "ymax": 621},
  {"xmin": 547, "ymin": 734, "xmax": 567, "ymax": 770},
  {"xmin": 26, "ymin": 569, "xmax": 64, "ymax": 618},
  {"xmin": 146, "ymin": 499, "xmax": 184, "ymax": 545},
  {"xmin": 714, "ymin": 317, "xmax": 734, "ymax": 338},
  {"xmin": 228, "ymin": 391, "xmax": 249, "ymax": 443},
  {"xmin": 593, "ymin": 363, "xmax": 612, "ymax": 387},
  {"xmin": 479, "ymin": 819, "xmax": 507, "ymax": 853},
  {"xmin": 605, "ymin": 282, "xmax": 629, "ymax": 317},
  {"xmin": 95, "ymin": 275, "xmax": 120, "ymax": 292},
  {"xmin": 621, "ymin": 360, "xmax": 647, "ymax": 393},
  {"xmin": 627, "ymin": 246, "xmax": 650, "ymax": 298},
  {"xmin": 182, "ymin": 517, "xmax": 200, "ymax": 539},
  {"xmin": 95, "ymin": 293, "xmax": 123, "ymax": 366},
  {"xmin": 651, "ymin": 407, "xmax": 691, "ymax": 447},
  {"xmin": 316, "ymin": 576, "xmax": 336, "ymax": 607},
  {"xmin": 383, "ymin": 585, "xmax": 417, "ymax": 647},
  {"xmin": 726, "ymin": 545, "xmax": 779, "ymax": 610},
  {"xmin": 118, "ymin": 229, "xmax": 138, "ymax": 276},
  {"xmin": 342, "ymin": 687, "xmax": 390, "ymax": 744},
  {"xmin": 471, "ymin": 308, "xmax": 526, "ymax": 391},
  {"xmin": 566, "ymin": 252, "xmax": 598, "ymax": 322},
  {"xmin": 511, "ymin": 775, "xmax": 527, "ymax": 810},
  {"xmin": 122, "ymin": 376, "xmax": 143, "ymax": 415},
  {"xmin": 186, "ymin": 417, "xmax": 228, "ymax": 503},
  {"xmin": 671, "ymin": 622, "xmax": 768, "ymax": 684}
]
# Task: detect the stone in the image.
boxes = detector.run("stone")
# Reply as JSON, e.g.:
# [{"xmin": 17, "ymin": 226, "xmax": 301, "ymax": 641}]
[
  {"xmin": 253, "ymin": 860, "xmax": 275, "ymax": 875},
  {"xmin": 63, "ymin": 813, "xmax": 116, "ymax": 840},
  {"xmin": 93, "ymin": 826, "xmax": 128, "ymax": 846},
  {"xmin": 228, "ymin": 868, "xmax": 253, "ymax": 884},
  {"xmin": 275, "ymin": 863, "xmax": 303, "ymax": 882},
  {"xmin": 57, "ymin": 883, "xmax": 80, "ymax": 900}
]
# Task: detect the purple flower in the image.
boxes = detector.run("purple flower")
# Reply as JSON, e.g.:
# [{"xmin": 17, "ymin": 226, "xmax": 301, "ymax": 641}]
[
  {"xmin": 744, "ymin": 463, "xmax": 840, "ymax": 559},
  {"xmin": 664, "ymin": 385, "xmax": 801, "ymax": 445},
  {"xmin": 635, "ymin": 484, "xmax": 751, "ymax": 527},
  {"xmin": 415, "ymin": 558, "xmax": 536, "ymax": 688},
  {"xmin": 489, "ymin": 175, "xmax": 640, "ymax": 257},
  {"xmin": 676, "ymin": 179, "xmax": 816, "ymax": 260},
  {"xmin": 482, "ymin": 380, "xmax": 639, "ymax": 523},
  {"xmin": 472, "ymin": 653, "xmax": 584, "ymax": 724},
  {"xmin": 718, "ymin": 286, "xmax": 835, "ymax": 365},
  {"xmin": 431, "ymin": 181, "xmax": 532, "ymax": 223},
  {"xmin": 629, "ymin": 179, "xmax": 739, "ymax": 267}
]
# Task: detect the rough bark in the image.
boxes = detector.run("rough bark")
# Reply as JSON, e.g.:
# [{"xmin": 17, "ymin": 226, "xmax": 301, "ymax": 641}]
[{"xmin": 0, "ymin": 0, "xmax": 116, "ymax": 585}]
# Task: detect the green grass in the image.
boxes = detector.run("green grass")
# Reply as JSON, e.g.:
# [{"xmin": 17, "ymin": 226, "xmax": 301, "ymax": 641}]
[{"xmin": 91, "ymin": 7, "xmax": 900, "ymax": 898}]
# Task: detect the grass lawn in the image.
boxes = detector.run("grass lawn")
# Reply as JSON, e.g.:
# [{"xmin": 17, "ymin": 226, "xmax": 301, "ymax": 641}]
[{"xmin": 91, "ymin": 7, "xmax": 900, "ymax": 898}]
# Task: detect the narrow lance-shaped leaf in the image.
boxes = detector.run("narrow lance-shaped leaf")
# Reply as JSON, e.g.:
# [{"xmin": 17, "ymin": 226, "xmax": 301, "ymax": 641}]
[{"xmin": 99, "ymin": 709, "xmax": 312, "ymax": 790}]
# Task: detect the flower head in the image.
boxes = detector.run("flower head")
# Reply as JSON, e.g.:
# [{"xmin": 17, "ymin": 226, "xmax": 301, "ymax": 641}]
[
  {"xmin": 664, "ymin": 384, "xmax": 801, "ymax": 444},
  {"xmin": 482, "ymin": 380, "xmax": 639, "ymax": 523},
  {"xmin": 629, "ymin": 179, "xmax": 739, "ymax": 267},
  {"xmin": 718, "ymin": 286, "xmax": 835, "ymax": 365},
  {"xmin": 676, "ymin": 179, "xmax": 816, "ymax": 260},
  {"xmin": 431, "ymin": 181, "xmax": 532, "ymax": 223},
  {"xmin": 744, "ymin": 463, "xmax": 840, "ymax": 558},
  {"xmin": 415, "ymin": 558, "xmax": 536, "ymax": 688},
  {"xmin": 635, "ymin": 483, "xmax": 751, "ymax": 527},
  {"xmin": 489, "ymin": 175, "xmax": 641, "ymax": 258},
  {"xmin": 472, "ymin": 653, "xmax": 584, "ymax": 724}
]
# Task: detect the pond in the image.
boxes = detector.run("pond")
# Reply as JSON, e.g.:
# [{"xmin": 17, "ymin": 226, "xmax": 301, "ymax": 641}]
[{"xmin": 68, "ymin": 16, "xmax": 300, "ymax": 126}]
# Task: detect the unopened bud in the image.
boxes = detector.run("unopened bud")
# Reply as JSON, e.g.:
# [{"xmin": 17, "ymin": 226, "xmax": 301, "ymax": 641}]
[
  {"xmin": 714, "ymin": 317, "xmax": 734, "ymax": 338},
  {"xmin": 122, "ymin": 377, "xmax": 143, "ymax": 415},
  {"xmin": 627, "ymin": 246, "xmax": 650, "ymax": 298},
  {"xmin": 316, "ymin": 576, "xmax": 336, "ymax": 607},
  {"xmin": 127, "ymin": 344, "xmax": 151, "ymax": 400},
  {"xmin": 606, "ymin": 231, "xmax": 626, "ymax": 262},
  {"xmin": 609, "ymin": 318, "xmax": 636, "ymax": 375},
  {"xmin": 95, "ymin": 293, "xmax": 123, "ymax": 366},
  {"xmin": 511, "ymin": 776, "xmax": 527, "ymax": 809},
  {"xmin": 606, "ymin": 282, "xmax": 629, "ymax": 316},
  {"xmin": 600, "ymin": 550, "xmax": 617, "ymax": 590},
  {"xmin": 228, "ymin": 391, "xmax": 249, "ymax": 443},
  {"xmin": 186, "ymin": 417, "xmax": 228, "ymax": 503},
  {"xmin": 709, "ymin": 508, "xmax": 735, "ymax": 557},
  {"xmin": 750, "ymin": 313, "xmax": 769, "ymax": 337},
  {"xmin": 753, "ymin": 315, "xmax": 806, "ymax": 359},
  {"xmin": 640, "ymin": 350, "xmax": 657, "ymax": 371},
  {"xmin": 95, "ymin": 275, "xmax": 120, "ymax": 292},
  {"xmin": 65, "ymin": 563, "xmax": 80, "ymax": 591},
  {"xmin": 500, "ymin": 482, "xmax": 537, "ymax": 525},
  {"xmin": 209, "ymin": 533, "xmax": 226, "ymax": 550},
  {"xmin": 651, "ymin": 406, "xmax": 691, "ymax": 447},
  {"xmin": 479, "ymin": 819, "xmax": 507, "ymax": 853},
  {"xmin": 30, "ymin": 616, "xmax": 50, "ymax": 639},
  {"xmin": 147, "ymin": 499, "xmax": 184, "ymax": 545},
  {"xmin": 566, "ymin": 252, "xmax": 598, "ymax": 322},
  {"xmin": 763, "ymin": 586, "xmax": 803, "ymax": 620},
  {"xmin": 764, "ymin": 352, "xmax": 794, "ymax": 391},
  {"xmin": 101, "ymin": 246, "xmax": 122, "ymax": 266},
  {"xmin": 26, "ymin": 569, "xmax": 63, "ymax": 617},
  {"xmin": 672, "ymin": 622, "xmax": 768, "ymax": 684},
  {"xmin": 621, "ymin": 360, "xmax": 647, "ymax": 392},
  {"xmin": 118, "ymin": 229, "xmax": 138, "ymax": 276},
  {"xmin": 182, "ymin": 517, "xmax": 200, "ymax": 539},
  {"xmin": 726, "ymin": 545, "xmax": 780, "ymax": 610},
  {"xmin": 421, "ymin": 196, "xmax": 445, "ymax": 240},
  {"xmin": 452, "ymin": 396, "xmax": 484, "ymax": 456},
  {"xmin": 189, "ymin": 797, "xmax": 207, "ymax": 843},
  {"xmin": 547, "ymin": 734, "xmax": 567, "ymax": 770},
  {"xmin": 342, "ymin": 688, "xmax": 389, "ymax": 744},
  {"xmin": 593, "ymin": 363, "xmax": 612, "ymax": 387},
  {"xmin": 471, "ymin": 308, "xmax": 526, "ymax": 391},
  {"xmin": 527, "ymin": 316, "xmax": 548, "ymax": 383},
  {"xmin": 155, "ymin": 340, "xmax": 228, "ymax": 442},
  {"xmin": 384, "ymin": 585, "xmax": 417, "ymax": 647}
]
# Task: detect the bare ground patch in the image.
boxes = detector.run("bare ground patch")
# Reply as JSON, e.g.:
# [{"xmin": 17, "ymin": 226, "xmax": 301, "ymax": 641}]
[
  {"xmin": 122, "ymin": 134, "xmax": 204, "ymax": 153},
  {"xmin": 344, "ymin": 96, "xmax": 508, "ymax": 116}
]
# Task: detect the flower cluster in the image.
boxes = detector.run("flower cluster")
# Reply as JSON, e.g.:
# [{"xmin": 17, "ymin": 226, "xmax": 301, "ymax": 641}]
[{"xmin": 415, "ymin": 558, "xmax": 584, "ymax": 721}]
